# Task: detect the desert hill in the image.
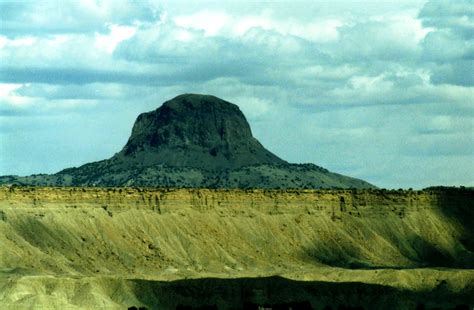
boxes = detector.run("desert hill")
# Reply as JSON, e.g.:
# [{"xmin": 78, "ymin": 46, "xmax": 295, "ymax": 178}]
[{"xmin": 0, "ymin": 94, "xmax": 374, "ymax": 189}]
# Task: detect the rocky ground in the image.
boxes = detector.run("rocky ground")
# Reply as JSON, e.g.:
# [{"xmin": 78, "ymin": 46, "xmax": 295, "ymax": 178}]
[{"xmin": 0, "ymin": 186, "xmax": 472, "ymax": 309}]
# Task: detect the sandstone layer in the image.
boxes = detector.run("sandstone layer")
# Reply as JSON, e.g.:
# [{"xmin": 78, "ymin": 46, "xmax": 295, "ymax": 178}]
[{"xmin": 0, "ymin": 186, "xmax": 472, "ymax": 309}]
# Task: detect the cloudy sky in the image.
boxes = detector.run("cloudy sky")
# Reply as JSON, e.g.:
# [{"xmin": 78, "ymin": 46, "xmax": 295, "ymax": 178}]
[{"xmin": 1, "ymin": 0, "xmax": 472, "ymax": 188}]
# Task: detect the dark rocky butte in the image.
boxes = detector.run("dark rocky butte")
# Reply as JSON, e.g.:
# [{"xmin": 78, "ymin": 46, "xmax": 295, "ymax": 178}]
[
  {"xmin": 0, "ymin": 94, "xmax": 375, "ymax": 188},
  {"xmin": 120, "ymin": 93, "xmax": 285, "ymax": 170}
]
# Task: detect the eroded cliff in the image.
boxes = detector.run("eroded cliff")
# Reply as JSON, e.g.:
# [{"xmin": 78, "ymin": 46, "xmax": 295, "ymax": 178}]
[{"xmin": 0, "ymin": 186, "xmax": 473, "ymax": 309}]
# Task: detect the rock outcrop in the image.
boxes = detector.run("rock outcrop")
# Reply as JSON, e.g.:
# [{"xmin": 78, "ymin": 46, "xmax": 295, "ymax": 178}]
[{"xmin": 119, "ymin": 94, "xmax": 285, "ymax": 170}]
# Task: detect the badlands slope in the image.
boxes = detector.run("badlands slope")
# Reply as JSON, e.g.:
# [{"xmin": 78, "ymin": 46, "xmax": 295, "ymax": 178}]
[{"xmin": 0, "ymin": 186, "xmax": 473, "ymax": 309}]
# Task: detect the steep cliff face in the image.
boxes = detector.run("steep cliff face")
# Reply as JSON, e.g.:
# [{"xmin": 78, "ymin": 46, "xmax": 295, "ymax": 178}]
[
  {"xmin": 1, "ymin": 187, "xmax": 472, "ymax": 271},
  {"xmin": 119, "ymin": 94, "xmax": 285, "ymax": 169},
  {"xmin": 0, "ymin": 187, "xmax": 473, "ymax": 308}
]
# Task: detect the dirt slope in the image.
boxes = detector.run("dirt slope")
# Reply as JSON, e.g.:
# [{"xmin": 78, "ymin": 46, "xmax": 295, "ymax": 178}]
[{"xmin": 0, "ymin": 187, "xmax": 473, "ymax": 309}]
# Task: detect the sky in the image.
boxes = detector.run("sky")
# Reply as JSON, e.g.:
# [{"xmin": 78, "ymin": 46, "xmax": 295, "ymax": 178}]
[{"xmin": 0, "ymin": 0, "xmax": 473, "ymax": 189}]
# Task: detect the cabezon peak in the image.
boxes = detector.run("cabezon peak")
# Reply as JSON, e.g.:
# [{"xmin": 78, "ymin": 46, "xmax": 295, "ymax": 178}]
[
  {"xmin": 117, "ymin": 94, "xmax": 286, "ymax": 170},
  {"xmin": 0, "ymin": 93, "xmax": 375, "ymax": 189}
]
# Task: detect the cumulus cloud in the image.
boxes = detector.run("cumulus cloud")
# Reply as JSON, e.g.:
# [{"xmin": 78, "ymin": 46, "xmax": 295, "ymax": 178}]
[
  {"xmin": 418, "ymin": 0, "xmax": 474, "ymax": 86},
  {"xmin": 333, "ymin": 17, "xmax": 424, "ymax": 62},
  {"xmin": 114, "ymin": 21, "xmax": 318, "ymax": 86},
  {"xmin": 172, "ymin": 9, "xmax": 343, "ymax": 42},
  {"xmin": 0, "ymin": 0, "xmax": 161, "ymax": 37},
  {"xmin": 419, "ymin": 0, "xmax": 473, "ymax": 38}
]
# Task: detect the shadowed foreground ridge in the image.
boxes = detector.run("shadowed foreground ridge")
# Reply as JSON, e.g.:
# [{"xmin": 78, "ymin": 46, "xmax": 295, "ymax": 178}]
[{"xmin": 0, "ymin": 94, "xmax": 374, "ymax": 189}]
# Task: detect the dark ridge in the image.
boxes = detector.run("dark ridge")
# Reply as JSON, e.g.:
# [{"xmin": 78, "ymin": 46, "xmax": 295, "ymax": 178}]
[{"xmin": 127, "ymin": 276, "xmax": 473, "ymax": 309}]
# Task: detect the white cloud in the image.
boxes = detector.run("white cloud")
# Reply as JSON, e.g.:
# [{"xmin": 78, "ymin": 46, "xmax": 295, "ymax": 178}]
[
  {"xmin": 0, "ymin": 83, "xmax": 22, "ymax": 97},
  {"xmin": 418, "ymin": 0, "xmax": 474, "ymax": 86},
  {"xmin": 172, "ymin": 9, "xmax": 343, "ymax": 42},
  {"xmin": 0, "ymin": 0, "xmax": 162, "ymax": 37},
  {"xmin": 419, "ymin": 0, "xmax": 474, "ymax": 35},
  {"xmin": 94, "ymin": 25, "xmax": 136, "ymax": 53},
  {"xmin": 174, "ymin": 10, "xmax": 230, "ymax": 36},
  {"xmin": 0, "ymin": 83, "xmax": 31, "ymax": 108}
]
